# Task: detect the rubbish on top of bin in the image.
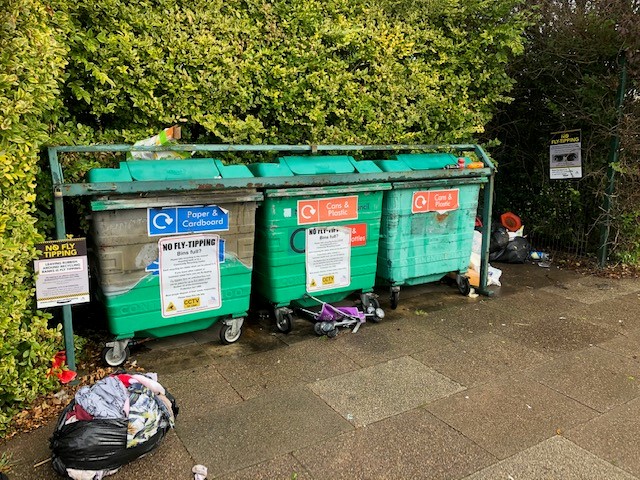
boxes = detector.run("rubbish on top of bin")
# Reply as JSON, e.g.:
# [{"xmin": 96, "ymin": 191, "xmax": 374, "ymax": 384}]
[
  {"xmin": 500, "ymin": 211, "xmax": 522, "ymax": 232},
  {"xmin": 129, "ymin": 125, "xmax": 190, "ymax": 160},
  {"xmin": 50, "ymin": 372, "xmax": 178, "ymax": 480}
]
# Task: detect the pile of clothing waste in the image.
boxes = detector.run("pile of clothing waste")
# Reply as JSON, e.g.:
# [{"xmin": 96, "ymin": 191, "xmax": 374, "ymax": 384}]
[{"xmin": 50, "ymin": 372, "xmax": 178, "ymax": 480}]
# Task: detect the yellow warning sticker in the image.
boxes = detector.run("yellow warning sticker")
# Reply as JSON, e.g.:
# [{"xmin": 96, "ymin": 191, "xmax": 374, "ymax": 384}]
[
  {"xmin": 310, "ymin": 279, "xmax": 317, "ymax": 287},
  {"xmin": 184, "ymin": 297, "xmax": 200, "ymax": 308},
  {"xmin": 166, "ymin": 302, "xmax": 176, "ymax": 312},
  {"xmin": 322, "ymin": 275, "xmax": 335, "ymax": 286}
]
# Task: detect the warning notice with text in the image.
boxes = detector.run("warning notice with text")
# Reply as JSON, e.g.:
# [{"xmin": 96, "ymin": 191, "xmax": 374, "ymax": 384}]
[
  {"xmin": 159, "ymin": 234, "xmax": 221, "ymax": 318},
  {"xmin": 305, "ymin": 226, "xmax": 351, "ymax": 292},
  {"xmin": 34, "ymin": 238, "xmax": 89, "ymax": 308}
]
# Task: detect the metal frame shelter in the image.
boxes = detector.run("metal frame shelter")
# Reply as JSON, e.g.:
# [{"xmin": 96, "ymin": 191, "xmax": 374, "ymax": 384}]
[{"xmin": 48, "ymin": 143, "xmax": 496, "ymax": 371}]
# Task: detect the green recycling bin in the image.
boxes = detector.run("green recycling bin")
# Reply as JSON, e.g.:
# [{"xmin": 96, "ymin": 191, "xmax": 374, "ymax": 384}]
[
  {"xmin": 87, "ymin": 159, "xmax": 262, "ymax": 366},
  {"xmin": 248, "ymin": 156, "xmax": 390, "ymax": 333},
  {"xmin": 375, "ymin": 153, "xmax": 489, "ymax": 308}
]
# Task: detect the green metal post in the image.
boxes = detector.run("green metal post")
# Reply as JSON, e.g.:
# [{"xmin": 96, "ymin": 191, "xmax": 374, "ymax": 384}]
[
  {"xmin": 48, "ymin": 148, "xmax": 76, "ymax": 372},
  {"xmin": 598, "ymin": 53, "xmax": 628, "ymax": 267},
  {"xmin": 474, "ymin": 145, "xmax": 495, "ymax": 296}
]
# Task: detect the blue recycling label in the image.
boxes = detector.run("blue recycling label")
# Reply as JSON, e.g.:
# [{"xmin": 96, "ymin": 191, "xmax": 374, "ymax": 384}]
[{"xmin": 148, "ymin": 205, "xmax": 229, "ymax": 236}]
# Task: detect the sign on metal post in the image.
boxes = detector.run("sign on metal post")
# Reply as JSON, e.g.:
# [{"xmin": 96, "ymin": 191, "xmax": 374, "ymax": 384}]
[
  {"xmin": 34, "ymin": 238, "xmax": 90, "ymax": 308},
  {"xmin": 148, "ymin": 205, "xmax": 229, "ymax": 236},
  {"xmin": 550, "ymin": 129, "xmax": 582, "ymax": 179}
]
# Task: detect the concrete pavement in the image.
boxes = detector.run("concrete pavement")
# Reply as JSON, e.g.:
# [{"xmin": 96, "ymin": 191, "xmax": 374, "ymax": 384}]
[{"xmin": 2, "ymin": 263, "xmax": 640, "ymax": 479}]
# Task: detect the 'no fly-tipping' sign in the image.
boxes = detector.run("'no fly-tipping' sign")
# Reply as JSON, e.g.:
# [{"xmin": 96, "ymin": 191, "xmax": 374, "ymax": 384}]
[{"xmin": 34, "ymin": 238, "xmax": 90, "ymax": 308}]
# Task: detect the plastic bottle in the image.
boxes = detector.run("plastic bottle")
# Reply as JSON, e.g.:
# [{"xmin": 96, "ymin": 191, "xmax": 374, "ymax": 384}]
[
  {"xmin": 457, "ymin": 157, "xmax": 466, "ymax": 169},
  {"xmin": 530, "ymin": 251, "xmax": 550, "ymax": 261}
]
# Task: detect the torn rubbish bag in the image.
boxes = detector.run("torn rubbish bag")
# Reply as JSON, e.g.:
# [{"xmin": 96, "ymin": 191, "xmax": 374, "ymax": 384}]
[{"xmin": 50, "ymin": 373, "xmax": 178, "ymax": 479}]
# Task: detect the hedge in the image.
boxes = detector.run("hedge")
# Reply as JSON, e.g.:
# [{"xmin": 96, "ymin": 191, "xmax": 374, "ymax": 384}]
[{"xmin": 0, "ymin": 0, "xmax": 67, "ymax": 433}]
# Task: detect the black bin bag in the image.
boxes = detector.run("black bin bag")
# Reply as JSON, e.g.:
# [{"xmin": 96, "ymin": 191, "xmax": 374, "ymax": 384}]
[{"xmin": 50, "ymin": 376, "xmax": 178, "ymax": 478}]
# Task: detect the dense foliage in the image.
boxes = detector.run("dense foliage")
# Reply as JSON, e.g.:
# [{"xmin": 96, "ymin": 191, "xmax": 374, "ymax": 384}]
[
  {"xmin": 2, "ymin": 0, "xmax": 529, "ymax": 435},
  {"xmin": 484, "ymin": 0, "xmax": 640, "ymax": 261},
  {"xmin": 0, "ymin": 0, "xmax": 66, "ymax": 433}
]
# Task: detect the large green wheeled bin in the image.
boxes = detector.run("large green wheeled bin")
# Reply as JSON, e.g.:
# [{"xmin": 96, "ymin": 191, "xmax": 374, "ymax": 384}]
[
  {"xmin": 248, "ymin": 156, "xmax": 390, "ymax": 333},
  {"xmin": 87, "ymin": 159, "xmax": 262, "ymax": 366},
  {"xmin": 375, "ymin": 153, "xmax": 490, "ymax": 308}
]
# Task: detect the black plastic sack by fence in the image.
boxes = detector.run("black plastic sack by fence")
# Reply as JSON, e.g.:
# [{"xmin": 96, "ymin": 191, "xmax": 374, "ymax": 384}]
[
  {"xmin": 490, "ymin": 236, "xmax": 531, "ymax": 264},
  {"xmin": 50, "ymin": 391, "xmax": 178, "ymax": 476},
  {"xmin": 490, "ymin": 225, "xmax": 510, "ymax": 254}
]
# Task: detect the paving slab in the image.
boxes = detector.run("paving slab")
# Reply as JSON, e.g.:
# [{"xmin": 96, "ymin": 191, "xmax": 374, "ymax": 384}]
[
  {"xmin": 133, "ymin": 342, "xmax": 219, "ymax": 376},
  {"xmin": 413, "ymin": 333, "xmax": 552, "ymax": 388},
  {"xmin": 488, "ymin": 287, "xmax": 586, "ymax": 316},
  {"xmin": 294, "ymin": 408, "xmax": 497, "ymax": 480},
  {"xmin": 160, "ymin": 365, "xmax": 243, "ymax": 418},
  {"xmin": 488, "ymin": 264, "xmax": 584, "ymax": 301},
  {"xmin": 175, "ymin": 385, "xmax": 353, "ymax": 478},
  {"xmin": 486, "ymin": 307, "xmax": 618, "ymax": 354},
  {"xmin": 328, "ymin": 316, "xmax": 454, "ymax": 367},
  {"xmin": 1, "ymin": 422, "xmax": 57, "ymax": 480},
  {"xmin": 310, "ymin": 356, "xmax": 464, "ymax": 427},
  {"xmin": 566, "ymin": 397, "xmax": 640, "ymax": 477},
  {"xmin": 465, "ymin": 435, "xmax": 637, "ymax": 480},
  {"xmin": 416, "ymin": 303, "xmax": 513, "ymax": 342},
  {"xmin": 539, "ymin": 274, "xmax": 640, "ymax": 304},
  {"xmin": 597, "ymin": 329, "xmax": 640, "ymax": 360},
  {"xmin": 529, "ymin": 346, "xmax": 640, "ymax": 413},
  {"xmin": 220, "ymin": 454, "xmax": 313, "ymax": 480},
  {"xmin": 214, "ymin": 339, "xmax": 359, "ymax": 400},
  {"xmin": 563, "ymin": 298, "xmax": 640, "ymax": 333},
  {"xmin": 426, "ymin": 376, "xmax": 598, "ymax": 459}
]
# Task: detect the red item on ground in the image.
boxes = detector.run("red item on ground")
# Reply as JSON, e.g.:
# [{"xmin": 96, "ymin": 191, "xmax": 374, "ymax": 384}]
[{"xmin": 500, "ymin": 212, "xmax": 522, "ymax": 232}]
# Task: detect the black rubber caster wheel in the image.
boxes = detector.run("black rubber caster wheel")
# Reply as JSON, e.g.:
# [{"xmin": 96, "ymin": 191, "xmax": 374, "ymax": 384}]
[
  {"xmin": 276, "ymin": 312, "xmax": 293, "ymax": 334},
  {"xmin": 456, "ymin": 274, "xmax": 471, "ymax": 296},
  {"xmin": 390, "ymin": 290, "xmax": 400, "ymax": 310}
]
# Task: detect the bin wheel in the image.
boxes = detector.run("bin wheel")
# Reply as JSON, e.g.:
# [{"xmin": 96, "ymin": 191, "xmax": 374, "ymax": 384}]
[
  {"xmin": 101, "ymin": 346, "xmax": 130, "ymax": 367},
  {"xmin": 276, "ymin": 312, "xmax": 293, "ymax": 334},
  {"xmin": 456, "ymin": 274, "xmax": 471, "ymax": 296},
  {"xmin": 220, "ymin": 324, "xmax": 242, "ymax": 344},
  {"xmin": 390, "ymin": 290, "xmax": 400, "ymax": 310}
]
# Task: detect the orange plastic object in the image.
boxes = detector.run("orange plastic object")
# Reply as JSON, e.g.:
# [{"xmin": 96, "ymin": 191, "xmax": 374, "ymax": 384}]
[
  {"xmin": 467, "ymin": 161, "xmax": 484, "ymax": 169},
  {"xmin": 501, "ymin": 212, "xmax": 522, "ymax": 232}
]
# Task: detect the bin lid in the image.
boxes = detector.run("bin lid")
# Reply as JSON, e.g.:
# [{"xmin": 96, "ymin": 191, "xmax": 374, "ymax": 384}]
[
  {"xmin": 87, "ymin": 162, "xmax": 134, "ymax": 182},
  {"xmin": 394, "ymin": 153, "xmax": 461, "ymax": 170},
  {"xmin": 280, "ymin": 155, "xmax": 382, "ymax": 175},
  {"xmin": 126, "ymin": 159, "xmax": 221, "ymax": 181}
]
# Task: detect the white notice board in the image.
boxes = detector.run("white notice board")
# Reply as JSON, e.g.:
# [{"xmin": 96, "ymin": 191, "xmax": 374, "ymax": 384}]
[
  {"xmin": 158, "ymin": 234, "xmax": 221, "ymax": 317},
  {"xmin": 305, "ymin": 226, "xmax": 351, "ymax": 293}
]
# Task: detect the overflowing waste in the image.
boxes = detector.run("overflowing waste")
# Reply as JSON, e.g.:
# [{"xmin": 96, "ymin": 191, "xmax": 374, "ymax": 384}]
[{"xmin": 50, "ymin": 372, "xmax": 177, "ymax": 480}]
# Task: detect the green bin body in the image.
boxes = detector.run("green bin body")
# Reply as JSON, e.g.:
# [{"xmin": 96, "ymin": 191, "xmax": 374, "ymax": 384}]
[
  {"xmin": 249, "ymin": 156, "xmax": 390, "ymax": 309},
  {"xmin": 375, "ymin": 154, "xmax": 485, "ymax": 289},
  {"xmin": 88, "ymin": 159, "xmax": 260, "ymax": 340}
]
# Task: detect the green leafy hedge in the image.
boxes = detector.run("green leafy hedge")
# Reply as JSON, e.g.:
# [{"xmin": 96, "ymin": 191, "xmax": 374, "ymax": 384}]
[
  {"xmin": 1, "ymin": 0, "xmax": 529, "ymax": 435},
  {"xmin": 0, "ymin": 0, "xmax": 67, "ymax": 433}
]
